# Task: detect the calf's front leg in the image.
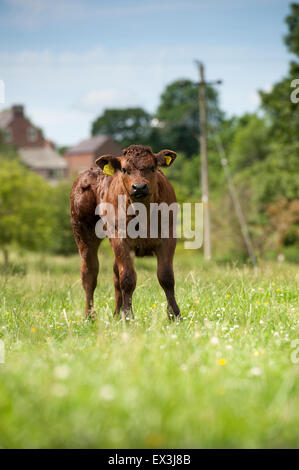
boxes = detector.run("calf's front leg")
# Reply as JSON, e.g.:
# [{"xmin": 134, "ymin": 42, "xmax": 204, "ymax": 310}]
[
  {"xmin": 112, "ymin": 242, "xmax": 136, "ymax": 321},
  {"xmin": 79, "ymin": 242, "xmax": 100, "ymax": 319}
]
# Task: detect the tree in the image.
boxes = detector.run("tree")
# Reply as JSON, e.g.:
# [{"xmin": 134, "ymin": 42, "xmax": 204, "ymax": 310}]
[
  {"xmin": 0, "ymin": 159, "xmax": 54, "ymax": 266},
  {"xmin": 260, "ymin": 3, "xmax": 299, "ymax": 144},
  {"xmin": 229, "ymin": 114, "xmax": 269, "ymax": 171},
  {"xmin": 156, "ymin": 79, "xmax": 224, "ymax": 157},
  {"xmin": 284, "ymin": 3, "xmax": 299, "ymax": 56},
  {"xmin": 91, "ymin": 108, "xmax": 155, "ymax": 149},
  {"xmin": 50, "ymin": 180, "xmax": 77, "ymax": 255}
]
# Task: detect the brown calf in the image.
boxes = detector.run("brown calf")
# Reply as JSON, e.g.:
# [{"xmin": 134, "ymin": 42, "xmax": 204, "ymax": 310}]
[{"xmin": 70, "ymin": 144, "xmax": 181, "ymax": 321}]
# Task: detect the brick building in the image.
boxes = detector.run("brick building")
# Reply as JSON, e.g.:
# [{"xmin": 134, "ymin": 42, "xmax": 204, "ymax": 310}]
[
  {"xmin": 64, "ymin": 135, "xmax": 122, "ymax": 176},
  {"xmin": 0, "ymin": 104, "xmax": 67, "ymax": 181}
]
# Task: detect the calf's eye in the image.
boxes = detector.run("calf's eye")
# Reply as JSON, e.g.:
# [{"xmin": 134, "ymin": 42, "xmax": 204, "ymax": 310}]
[{"xmin": 121, "ymin": 168, "xmax": 127, "ymax": 174}]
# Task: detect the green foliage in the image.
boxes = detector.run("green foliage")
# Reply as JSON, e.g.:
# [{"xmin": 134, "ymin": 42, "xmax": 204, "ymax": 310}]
[
  {"xmin": 91, "ymin": 108, "xmax": 154, "ymax": 149},
  {"xmin": 260, "ymin": 63, "xmax": 299, "ymax": 144},
  {"xmin": 0, "ymin": 159, "xmax": 54, "ymax": 257},
  {"xmin": 284, "ymin": 2, "xmax": 299, "ymax": 56},
  {"xmin": 229, "ymin": 114, "xmax": 269, "ymax": 171},
  {"xmin": 156, "ymin": 79, "xmax": 223, "ymax": 157},
  {"xmin": 50, "ymin": 181, "xmax": 77, "ymax": 255}
]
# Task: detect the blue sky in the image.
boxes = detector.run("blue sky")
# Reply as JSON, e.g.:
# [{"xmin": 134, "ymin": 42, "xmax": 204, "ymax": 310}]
[{"xmin": 0, "ymin": 0, "xmax": 293, "ymax": 146}]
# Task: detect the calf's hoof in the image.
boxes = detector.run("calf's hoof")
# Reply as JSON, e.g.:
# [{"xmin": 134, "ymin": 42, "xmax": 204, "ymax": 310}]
[
  {"xmin": 84, "ymin": 309, "xmax": 97, "ymax": 322},
  {"xmin": 167, "ymin": 306, "xmax": 182, "ymax": 322}
]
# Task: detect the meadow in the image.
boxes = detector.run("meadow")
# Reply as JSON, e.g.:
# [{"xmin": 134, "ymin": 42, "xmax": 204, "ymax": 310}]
[{"xmin": 0, "ymin": 243, "xmax": 298, "ymax": 449}]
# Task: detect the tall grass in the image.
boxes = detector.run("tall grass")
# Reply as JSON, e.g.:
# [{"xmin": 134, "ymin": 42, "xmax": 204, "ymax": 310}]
[{"xmin": 0, "ymin": 245, "xmax": 298, "ymax": 448}]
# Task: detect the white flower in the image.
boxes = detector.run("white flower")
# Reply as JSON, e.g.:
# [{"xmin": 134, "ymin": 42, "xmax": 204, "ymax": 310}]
[
  {"xmin": 249, "ymin": 367, "xmax": 262, "ymax": 376},
  {"xmin": 210, "ymin": 336, "xmax": 219, "ymax": 346},
  {"xmin": 99, "ymin": 384, "xmax": 116, "ymax": 401},
  {"xmin": 53, "ymin": 364, "xmax": 70, "ymax": 380}
]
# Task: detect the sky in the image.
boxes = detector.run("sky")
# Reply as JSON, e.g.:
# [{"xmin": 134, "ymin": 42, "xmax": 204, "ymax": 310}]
[{"xmin": 0, "ymin": 0, "xmax": 294, "ymax": 146}]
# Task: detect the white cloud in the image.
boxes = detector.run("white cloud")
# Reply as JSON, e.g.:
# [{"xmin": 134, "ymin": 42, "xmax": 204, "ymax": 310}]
[
  {"xmin": 80, "ymin": 88, "xmax": 135, "ymax": 112},
  {"xmin": 0, "ymin": 43, "xmax": 289, "ymax": 145}
]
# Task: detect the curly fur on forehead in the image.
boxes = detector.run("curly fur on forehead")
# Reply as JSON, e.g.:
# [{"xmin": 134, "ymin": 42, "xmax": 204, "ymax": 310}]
[
  {"xmin": 123, "ymin": 145, "xmax": 154, "ymax": 159},
  {"xmin": 122, "ymin": 145, "xmax": 155, "ymax": 169}
]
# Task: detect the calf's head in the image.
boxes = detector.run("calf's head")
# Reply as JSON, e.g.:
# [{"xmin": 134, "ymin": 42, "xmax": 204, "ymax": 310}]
[{"xmin": 96, "ymin": 145, "xmax": 177, "ymax": 201}]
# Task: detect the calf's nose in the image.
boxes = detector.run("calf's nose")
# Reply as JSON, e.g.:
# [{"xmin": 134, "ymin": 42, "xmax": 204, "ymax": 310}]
[{"xmin": 132, "ymin": 183, "xmax": 148, "ymax": 192}]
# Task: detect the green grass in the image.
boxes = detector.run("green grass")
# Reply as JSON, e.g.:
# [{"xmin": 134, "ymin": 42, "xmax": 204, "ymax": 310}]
[{"xmin": 0, "ymin": 243, "xmax": 298, "ymax": 448}]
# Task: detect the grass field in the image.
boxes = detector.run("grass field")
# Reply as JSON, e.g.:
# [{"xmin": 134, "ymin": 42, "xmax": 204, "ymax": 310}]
[{"xmin": 0, "ymin": 243, "xmax": 298, "ymax": 449}]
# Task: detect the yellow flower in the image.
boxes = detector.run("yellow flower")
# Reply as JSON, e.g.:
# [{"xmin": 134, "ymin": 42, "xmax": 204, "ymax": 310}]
[
  {"xmin": 56, "ymin": 325, "xmax": 62, "ymax": 329},
  {"xmin": 226, "ymin": 294, "xmax": 231, "ymax": 298},
  {"xmin": 104, "ymin": 329, "xmax": 108, "ymax": 333},
  {"xmin": 218, "ymin": 358, "xmax": 227, "ymax": 366},
  {"xmin": 217, "ymin": 280, "xmax": 222, "ymax": 283},
  {"xmin": 195, "ymin": 299, "xmax": 199, "ymax": 303},
  {"xmin": 256, "ymin": 301, "xmax": 260, "ymax": 305},
  {"xmin": 264, "ymin": 302, "xmax": 269, "ymax": 305},
  {"xmin": 276, "ymin": 288, "xmax": 280, "ymax": 291},
  {"xmin": 31, "ymin": 328, "xmax": 36, "ymax": 333},
  {"xmin": 152, "ymin": 303, "xmax": 156, "ymax": 308}
]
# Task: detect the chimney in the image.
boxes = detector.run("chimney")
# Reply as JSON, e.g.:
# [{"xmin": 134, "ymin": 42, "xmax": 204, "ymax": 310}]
[{"xmin": 12, "ymin": 105, "xmax": 24, "ymax": 117}]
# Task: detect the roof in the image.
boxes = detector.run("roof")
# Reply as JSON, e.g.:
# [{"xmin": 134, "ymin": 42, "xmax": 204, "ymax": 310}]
[
  {"xmin": 66, "ymin": 135, "xmax": 110, "ymax": 155},
  {"xmin": 19, "ymin": 147, "xmax": 67, "ymax": 170},
  {"xmin": 0, "ymin": 109, "xmax": 13, "ymax": 129}
]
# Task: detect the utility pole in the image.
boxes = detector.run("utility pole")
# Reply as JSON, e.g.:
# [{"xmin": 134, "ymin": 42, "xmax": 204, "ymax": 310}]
[{"xmin": 196, "ymin": 61, "xmax": 211, "ymax": 261}]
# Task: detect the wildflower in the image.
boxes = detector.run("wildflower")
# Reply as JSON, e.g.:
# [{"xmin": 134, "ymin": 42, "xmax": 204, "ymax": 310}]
[
  {"xmin": 31, "ymin": 328, "xmax": 36, "ymax": 333},
  {"xmin": 99, "ymin": 384, "xmax": 115, "ymax": 401},
  {"xmin": 226, "ymin": 294, "xmax": 231, "ymax": 298},
  {"xmin": 210, "ymin": 336, "xmax": 219, "ymax": 346},
  {"xmin": 249, "ymin": 367, "xmax": 262, "ymax": 376},
  {"xmin": 56, "ymin": 325, "xmax": 62, "ymax": 329},
  {"xmin": 195, "ymin": 299, "xmax": 199, "ymax": 304},
  {"xmin": 152, "ymin": 303, "xmax": 156, "ymax": 308},
  {"xmin": 218, "ymin": 358, "xmax": 227, "ymax": 366},
  {"xmin": 53, "ymin": 364, "xmax": 70, "ymax": 380},
  {"xmin": 276, "ymin": 288, "xmax": 280, "ymax": 291}
]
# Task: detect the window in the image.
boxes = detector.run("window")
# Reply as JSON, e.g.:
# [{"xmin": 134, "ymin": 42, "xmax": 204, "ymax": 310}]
[{"xmin": 27, "ymin": 126, "xmax": 38, "ymax": 143}]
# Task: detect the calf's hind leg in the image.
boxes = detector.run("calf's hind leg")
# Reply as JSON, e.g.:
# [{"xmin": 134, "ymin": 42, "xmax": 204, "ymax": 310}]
[{"xmin": 78, "ymin": 239, "xmax": 100, "ymax": 319}]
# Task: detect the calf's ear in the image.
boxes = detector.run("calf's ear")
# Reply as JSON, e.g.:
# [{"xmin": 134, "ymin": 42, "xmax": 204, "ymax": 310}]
[
  {"xmin": 155, "ymin": 149, "xmax": 177, "ymax": 167},
  {"xmin": 95, "ymin": 155, "xmax": 121, "ymax": 175}
]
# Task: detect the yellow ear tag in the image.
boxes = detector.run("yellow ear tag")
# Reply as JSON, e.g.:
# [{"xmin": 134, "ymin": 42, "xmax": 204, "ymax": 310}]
[
  {"xmin": 165, "ymin": 155, "xmax": 172, "ymax": 166},
  {"xmin": 103, "ymin": 163, "xmax": 115, "ymax": 176}
]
